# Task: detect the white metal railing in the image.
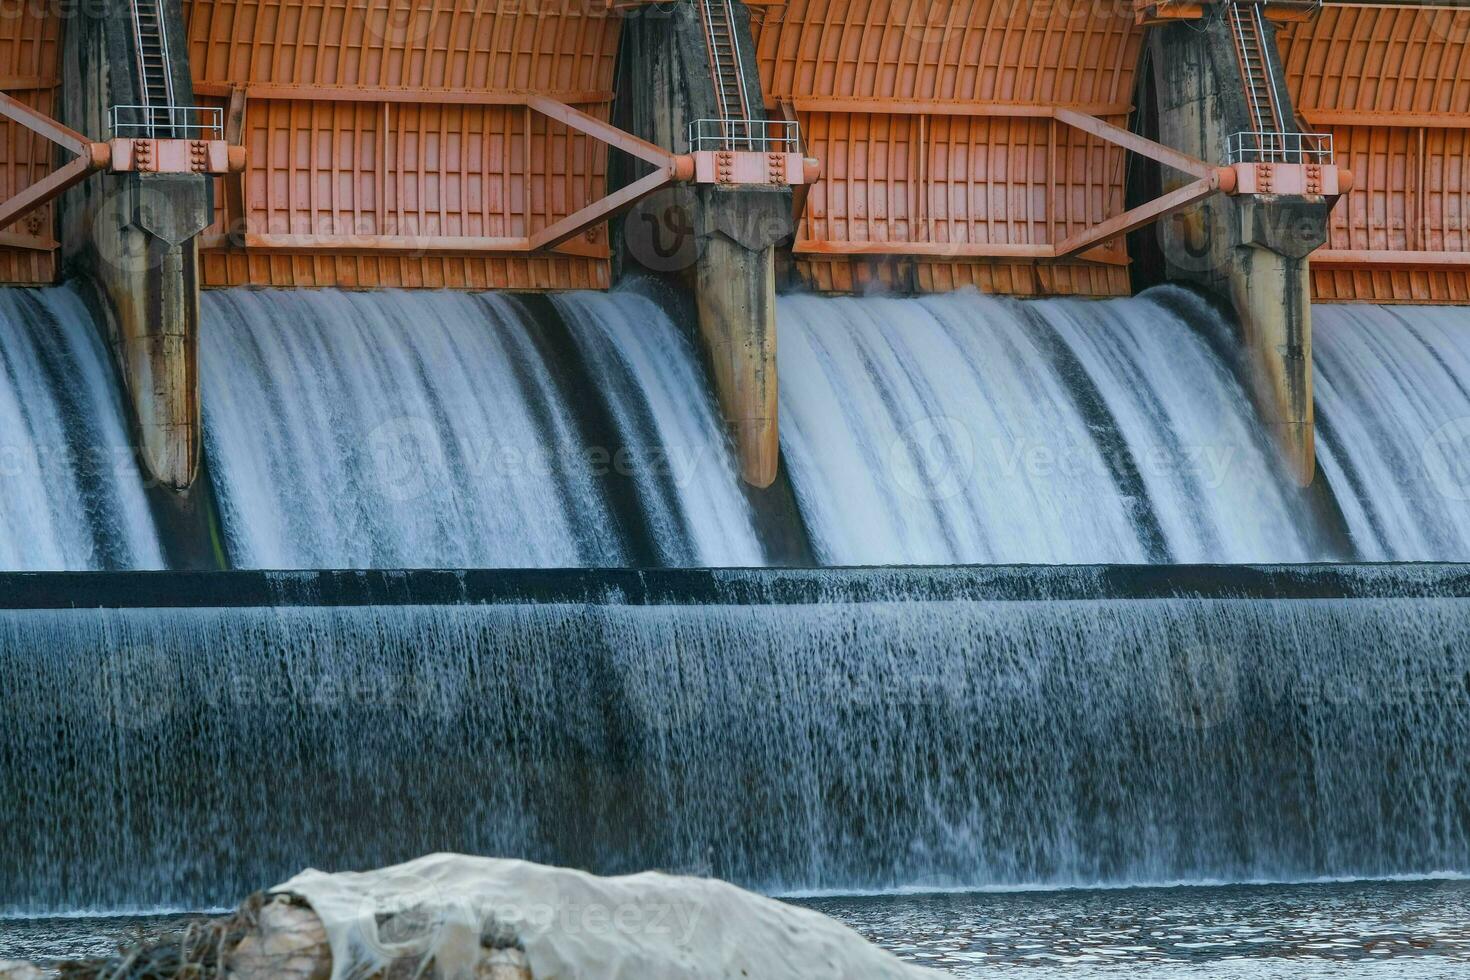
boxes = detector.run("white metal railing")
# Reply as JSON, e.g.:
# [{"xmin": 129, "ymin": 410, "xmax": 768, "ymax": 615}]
[
  {"xmin": 1226, "ymin": 130, "xmax": 1335, "ymax": 165},
  {"xmin": 688, "ymin": 118, "xmax": 801, "ymax": 153},
  {"xmin": 110, "ymin": 104, "xmax": 225, "ymax": 140}
]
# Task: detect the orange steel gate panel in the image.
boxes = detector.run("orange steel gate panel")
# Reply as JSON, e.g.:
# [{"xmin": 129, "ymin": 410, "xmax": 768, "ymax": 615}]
[
  {"xmin": 0, "ymin": 7, "xmax": 61, "ymax": 284},
  {"xmin": 751, "ymin": 0, "xmax": 1145, "ymax": 296},
  {"xmin": 1279, "ymin": 2, "xmax": 1470, "ymax": 303},
  {"xmin": 184, "ymin": 0, "xmax": 622, "ymax": 289}
]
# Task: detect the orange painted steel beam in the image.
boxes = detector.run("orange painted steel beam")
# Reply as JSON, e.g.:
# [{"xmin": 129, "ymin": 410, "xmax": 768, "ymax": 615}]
[
  {"xmin": 191, "ymin": 81, "xmax": 615, "ymax": 107},
  {"xmin": 0, "ymin": 90, "xmax": 111, "ymax": 232},
  {"xmin": 210, "ymin": 94, "xmax": 692, "ymax": 260},
  {"xmin": 199, "ymin": 233, "xmax": 610, "ymax": 260},
  {"xmin": 0, "ymin": 231, "xmax": 57, "ymax": 251},
  {"xmin": 0, "ymin": 76, "xmax": 56, "ymax": 92},
  {"xmin": 1312, "ymin": 250, "xmax": 1470, "ymax": 269},
  {"xmin": 524, "ymin": 95, "xmax": 676, "ymax": 170},
  {"xmin": 794, "ymin": 240, "xmax": 1130, "ymax": 266},
  {"xmin": 1055, "ymin": 173, "xmax": 1225, "ymax": 259},
  {"xmin": 797, "ymin": 242, "xmax": 1056, "ymax": 259},
  {"xmin": 794, "ymin": 110, "xmax": 1220, "ymax": 267},
  {"xmin": 529, "ymin": 167, "xmax": 680, "ymax": 251},
  {"xmin": 1302, "ymin": 110, "xmax": 1470, "ymax": 130},
  {"xmin": 788, "ymin": 98, "xmax": 1134, "ymax": 119},
  {"xmin": 1053, "ymin": 108, "xmax": 1216, "ymax": 180},
  {"xmin": 0, "ymin": 152, "xmax": 104, "ymax": 231},
  {"xmin": 0, "ymin": 91, "xmax": 93, "ymax": 158}
]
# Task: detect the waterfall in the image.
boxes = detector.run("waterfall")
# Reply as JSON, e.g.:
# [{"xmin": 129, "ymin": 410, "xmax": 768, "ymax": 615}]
[
  {"xmin": 0, "ymin": 288, "xmax": 162, "ymax": 571},
  {"xmin": 3, "ymin": 568, "xmax": 1467, "ymax": 912},
  {"xmin": 1314, "ymin": 304, "xmax": 1470, "ymax": 560},
  {"xmin": 200, "ymin": 287, "xmax": 761, "ymax": 568},
  {"xmin": 777, "ymin": 286, "xmax": 1325, "ymax": 565}
]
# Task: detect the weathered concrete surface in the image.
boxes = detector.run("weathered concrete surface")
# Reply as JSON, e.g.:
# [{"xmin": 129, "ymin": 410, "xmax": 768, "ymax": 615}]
[
  {"xmin": 1151, "ymin": 14, "xmax": 1326, "ymax": 486},
  {"xmin": 57, "ymin": 0, "xmax": 208, "ymax": 492},
  {"xmin": 615, "ymin": 2, "xmax": 790, "ymax": 487},
  {"xmin": 696, "ymin": 216, "xmax": 781, "ymax": 485}
]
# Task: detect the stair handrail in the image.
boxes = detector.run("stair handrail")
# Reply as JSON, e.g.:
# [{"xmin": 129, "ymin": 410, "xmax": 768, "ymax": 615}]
[
  {"xmin": 128, "ymin": 0, "xmax": 177, "ymax": 137},
  {"xmin": 1227, "ymin": 1, "xmax": 1272, "ymax": 154},
  {"xmin": 1251, "ymin": 1, "xmax": 1288, "ymax": 135},
  {"xmin": 698, "ymin": 0, "xmax": 755, "ymax": 149},
  {"xmin": 719, "ymin": 0, "xmax": 754, "ymax": 145}
]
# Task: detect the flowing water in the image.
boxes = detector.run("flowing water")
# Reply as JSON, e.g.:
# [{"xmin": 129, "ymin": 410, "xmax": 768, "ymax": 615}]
[
  {"xmin": 0, "ymin": 288, "xmax": 162, "ymax": 571},
  {"xmin": 3, "ymin": 577, "xmax": 1466, "ymax": 913},
  {"xmin": 200, "ymin": 287, "xmax": 761, "ymax": 568},
  {"xmin": 1314, "ymin": 305, "xmax": 1470, "ymax": 561},
  {"xmin": 777, "ymin": 286, "xmax": 1327, "ymax": 565},
  {"xmin": 3, "ymin": 283, "xmax": 1470, "ymax": 568},
  {"xmin": 798, "ymin": 877, "xmax": 1470, "ymax": 977}
]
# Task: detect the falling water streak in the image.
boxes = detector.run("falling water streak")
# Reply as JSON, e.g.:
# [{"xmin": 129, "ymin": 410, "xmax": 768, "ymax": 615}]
[
  {"xmin": 2, "ymin": 590, "xmax": 1466, "ymax": 912},
  {"xmin": 551, "ymin": 291, "xmax": 763, "ymax": 567},
  {"xmin": 777, "ymin": 286, "xmax": 1322, "ymax": 565},
  {"xmin": 201, "ymin": 288, "xmax": 760, "ymax": 568},
  {"xmin": 0, "ymin": 288, "xmax": 162, "ymax": 571},
  {"xmin": 1314, "ymin": 304, "xmax": 1470, "ymax": 561}
]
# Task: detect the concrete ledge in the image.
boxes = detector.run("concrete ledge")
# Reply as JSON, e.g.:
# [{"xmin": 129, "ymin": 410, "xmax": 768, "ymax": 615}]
[{"xmin": 1, "ymin": 563, "xmax": 1469, "ymax": 609}]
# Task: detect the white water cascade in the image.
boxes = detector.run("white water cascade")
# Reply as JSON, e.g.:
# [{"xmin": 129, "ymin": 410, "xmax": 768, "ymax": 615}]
[
  {"xmin": 200, "ymin": 287, "xmax": 762, "ymax": 568},
  {"xmin": 0, "ymin": 288, "xmax": 163, "ymax": 570},
  {"xmin": 778, "ymin": 286, "xmax": 1327, "ymax": 565},
  {"xmin": 1314, "ymin": 304, "xmax": 1470, "ymax": 560}
]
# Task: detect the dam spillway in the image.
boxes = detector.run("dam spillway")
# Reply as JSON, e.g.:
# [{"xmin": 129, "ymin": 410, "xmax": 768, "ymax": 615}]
[
  {"xmin": 1, "ymin": 1, "xmax": 1469, "ymax": 969},
  {"xmin": 0, "ymin": 290, "xmax": 162, "ymax": 572},
  {"xmin": 2, "ymin": 564, "xmax": 1469, "ymax": 914},
  {"xmin": 200, "ymin": 287, "xmax": 763, "ymax": 569},
  {"xmin": 3, "ymin": 287, "xmax": 1470, "ymax": 568}
]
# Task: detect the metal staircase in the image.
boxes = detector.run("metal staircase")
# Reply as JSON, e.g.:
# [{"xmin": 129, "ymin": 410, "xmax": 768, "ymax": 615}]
[
  {"xmin": 1227, "ymin": 1, "xmax": 1286, "ymax": 151},
  {"xmin": 130, "ymin": 0, "xmax": 176, "ymax": 134},
  {"xmin": 697, "ymin": 0, "xmax": 754, "ymax": 148}
]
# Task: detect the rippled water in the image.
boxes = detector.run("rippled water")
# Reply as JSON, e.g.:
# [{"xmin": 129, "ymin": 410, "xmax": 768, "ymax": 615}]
[
  {"xmin": 797, "ymin": 878, "xmax": 1470, "ymax": 977},
  {"xmin": 3, "ymin": 880, "xmax": 1466, "ymax": 976}
]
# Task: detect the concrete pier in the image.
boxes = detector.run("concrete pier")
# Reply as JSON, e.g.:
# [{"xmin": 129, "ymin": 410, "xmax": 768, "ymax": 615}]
[
  {"xmin": 616, "ymin": 2, "xmax": 789, "ymax": 487},
  {"xmin": 57, "ymin": 0, "xmax": 209, "ymax": 492},
  {"xmin": 1150, "ymin": 12, "xmax": 1332, "ymax": 485}
]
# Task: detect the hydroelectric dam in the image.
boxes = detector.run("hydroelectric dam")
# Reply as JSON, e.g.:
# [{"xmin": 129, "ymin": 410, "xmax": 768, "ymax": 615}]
[{"xmin": 1, "ymin": 0, "xmax": 1470, "ymax": 973}]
